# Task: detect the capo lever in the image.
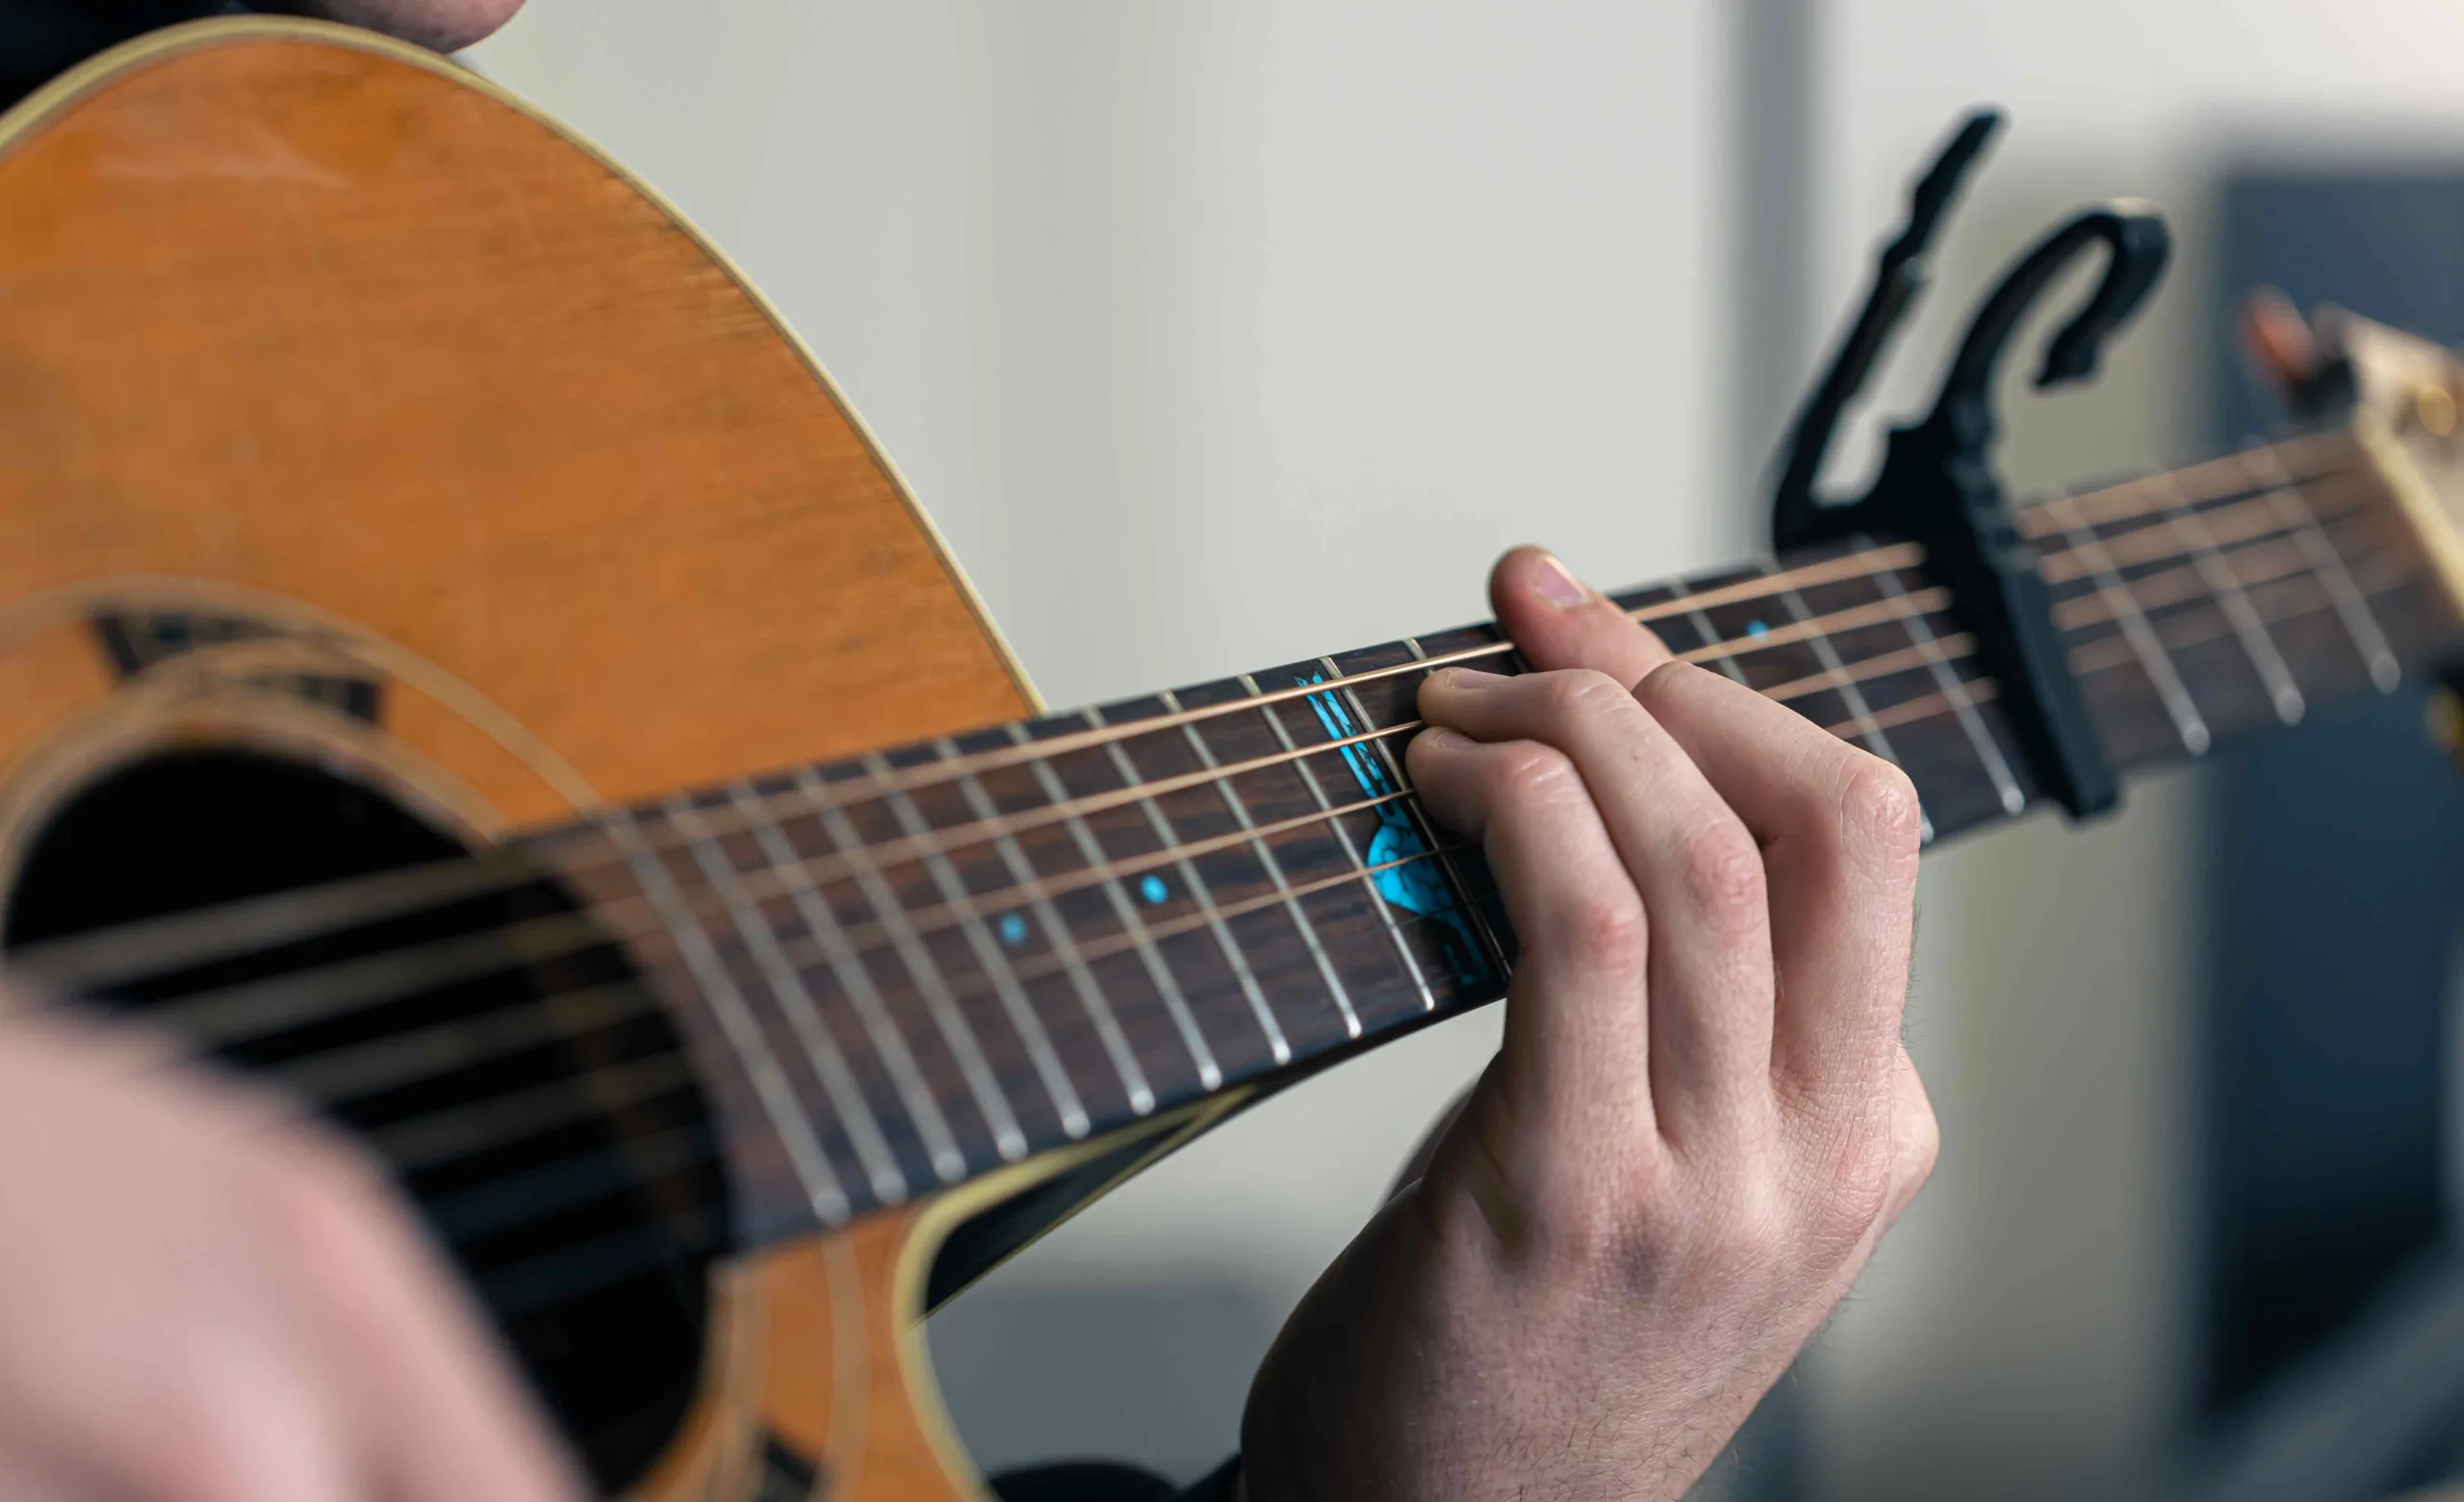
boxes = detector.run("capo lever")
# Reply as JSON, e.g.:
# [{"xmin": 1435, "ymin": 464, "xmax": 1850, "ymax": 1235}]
[{"xmin": 1770, "ymin": 109, "xmax": 2170, "ymax": 819}]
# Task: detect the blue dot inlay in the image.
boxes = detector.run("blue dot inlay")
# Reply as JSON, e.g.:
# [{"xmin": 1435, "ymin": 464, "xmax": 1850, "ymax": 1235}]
[
  {"xmin": 1139, "ymin": 874, "xmax": 1170, "ymax": 906},
  {"xmin": 996, "ymin": 913, "xmax": 1029, "ymax": 946},
  {"xmin": 1745, "ymin": 619, "xmax": 1770, "ymax": 637}
]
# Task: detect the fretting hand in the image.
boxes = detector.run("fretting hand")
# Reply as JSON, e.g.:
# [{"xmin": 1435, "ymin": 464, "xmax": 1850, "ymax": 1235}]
[{"xmin": 1241, "ymin": 546, "xmax": 1937, "ymax": 1501}]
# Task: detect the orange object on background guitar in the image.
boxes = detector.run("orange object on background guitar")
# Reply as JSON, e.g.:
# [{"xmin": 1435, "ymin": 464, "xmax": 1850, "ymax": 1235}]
[{"xmin": 8, "ymin": 17, "xmax": 2464, "ymax": 1500}]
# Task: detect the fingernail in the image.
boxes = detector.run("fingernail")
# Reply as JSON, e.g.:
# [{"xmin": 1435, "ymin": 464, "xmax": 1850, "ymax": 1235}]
[
  {"xmin": 1416, "ymin": 726, "xmax": 1470, "ymax": 750},
  {"xmin": 1533, "ymin": 552, "xmax": 1590, "ymax": 608},
  {"xmin": 1437, "ymin": 668, "xmax": 1504, "ymax": 691}
]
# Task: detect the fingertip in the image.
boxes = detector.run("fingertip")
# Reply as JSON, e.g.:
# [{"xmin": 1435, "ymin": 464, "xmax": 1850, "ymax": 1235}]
[
  {"xmin": 1489, "ymin": 542, "xmax": 1575, "ymax": 599},
  {"xmin": 1404, "ymin": 724, "xmax": 1473, "ymax": 782},
  {"xmin": 1488, "ymin": 546, "xmax": 1672, "ymax": 686}
]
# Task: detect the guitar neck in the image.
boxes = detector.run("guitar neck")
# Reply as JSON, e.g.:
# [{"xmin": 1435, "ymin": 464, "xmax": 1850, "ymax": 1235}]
[{"xmin": 534, "ymin": 426, "xmax": 2462, "ymax": 1247}]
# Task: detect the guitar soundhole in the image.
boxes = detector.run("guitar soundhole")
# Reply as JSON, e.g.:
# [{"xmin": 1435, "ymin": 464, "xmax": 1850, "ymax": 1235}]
[{"xmin": 3, "ymin": 749, "xmax": 729, "ymax": 1494}]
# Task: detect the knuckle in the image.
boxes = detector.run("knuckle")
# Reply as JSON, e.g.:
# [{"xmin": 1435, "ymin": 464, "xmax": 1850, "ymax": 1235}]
[
  {"xmin": 1906, "ymin": 1106, "xmax": 1942, "ymax": 1192},
  {"xmin": 1706, "ymin": 1186, "xmax": 1793, "ymax": 1276},
  {"xmin": 1529, "ymin": 668, "xmax": 1641, "ymax": 740},
  {"xmin": 1840, "ymin": 755, "xmax": 1925, "ymax": 867},
  {"xmin": 1793, "ymin": 1105, "xmax": 1898, "ymax": 1249},
  {"xmin": 1631, "ymin": 657, "xmax": 1696, "ymax": 709},
  {"xmin": 1482, "ymin": 740, "xmax": 1578, "ymax": 806},
  {"xmin": 1558, "ymin": 890, "xmax": 1647, "ymax": 971},
  {"xmin": 1557, "ymin": 667, "xmax": 1637, "ymax": 718},
  {"xmin": 1677, "ymin": 816, "xmax": 1765, "ymax": 922}
]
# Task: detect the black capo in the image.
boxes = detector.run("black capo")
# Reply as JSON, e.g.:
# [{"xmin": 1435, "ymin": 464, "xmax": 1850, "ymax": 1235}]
[{"xmin": 1770, "ymin": 109, "xmax": 2170, "ymax": 819}]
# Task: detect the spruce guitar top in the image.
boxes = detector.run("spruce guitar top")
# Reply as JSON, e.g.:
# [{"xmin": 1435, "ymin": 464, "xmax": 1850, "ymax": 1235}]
[{"xmin": 5, "ymin": 17, "xmax": 2464, "ymax": 1499}]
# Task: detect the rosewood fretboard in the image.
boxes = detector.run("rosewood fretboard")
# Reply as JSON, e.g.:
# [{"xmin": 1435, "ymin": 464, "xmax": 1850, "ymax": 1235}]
[{"xmin": 531, "ymin": 428, "xmax": 2463, "ymax": 1247}]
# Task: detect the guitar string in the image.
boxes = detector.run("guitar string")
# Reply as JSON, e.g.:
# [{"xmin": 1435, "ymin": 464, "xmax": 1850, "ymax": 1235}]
[
  {"xmin": 22, "ymin": 512, "xmax": 2407, "ymax": 1082},
  {"xmin": 28, "ymin": 560, "xmax": 2148, "ymax": 1039},
  {"xmin": 84, "ymin": 544, "xmax": 2413, "ymax": 1168},
  {"xmin": 514, "ymin": 443, "xmax": 2373, "ymax": 869},
  {"xmin": 72, "ymin": 562, "xmax": 2409, "ymax": 1326},
  {"xmin": 13, "ymin": 469, "xmax": 2383, "ymax": 1004}
]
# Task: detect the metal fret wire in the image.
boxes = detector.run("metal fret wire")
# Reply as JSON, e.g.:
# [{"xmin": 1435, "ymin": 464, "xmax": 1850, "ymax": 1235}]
[
  {"xmin": 2040, "ymin": 489, "xmax": 2213, "ymax": 755},
  {"xmin": 860, "ymin": 751, "xmax": 1091, "ymax": 1140},
  {"xmin": 2151, "ymin": 471, "xmax": 2306, "ymax": 724},
  {"xmin": 595, "ymin": 807, "xmax": 853, "ymax": 1224},
  {"xmin": 1010, "ymin": 722, "xmax": 1225, "ymax": 1092},
  {"xmin": 1336, "ymin": 650, "xmax": 1514, "ymax": 983},
  {"xmin": 1761, "ymin": 564, "xmax": 1936, "ymax": 843},
  {"xmin": 800, "ymin": 768, "xmax": 1028, "ymax": 1164},
  {"xmin": 1088, "ymin": 703, "xmax": 1309, "ymax": 1053},
  {"xmin": 934, "ymin": 736, "xmax": 1159, "ymax": 1116},
  {"xmin": 1239, "ymin": 671, "xmax": 1440, "ymax": 1014},
  {"xmin": 662, "ymin": 792, "xmax": 908, "ymax": 1201},
  {"xmin": 729, "ymin": 781, "xmax": 960, "ymax": 1190},
  {"xmin": 2242, "ymin": 445, "xmax": 2401, "ymax": 692},
  {"xmin": 1864, "ymin": 547, "xmax": 2028, "ymax": 816}
]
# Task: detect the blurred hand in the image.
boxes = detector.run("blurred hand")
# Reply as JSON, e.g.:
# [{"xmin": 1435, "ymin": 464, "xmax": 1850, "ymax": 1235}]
[
  {"xmin": 276, "ymin": 0, "xmax": 527, "ymax": 52},
  {"xmin": 0, "ymin": 1014, "xmax": 582, "ymax": 1502},
  {"xmin": 1242, "ymin": 546, "xmax": 1937, "ymax": 1502}
]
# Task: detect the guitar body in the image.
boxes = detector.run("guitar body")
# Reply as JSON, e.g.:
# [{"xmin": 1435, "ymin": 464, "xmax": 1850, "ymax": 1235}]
[{"xmin": 0, "ymin": 18, "xmax": 1068, "ymax": 1499}]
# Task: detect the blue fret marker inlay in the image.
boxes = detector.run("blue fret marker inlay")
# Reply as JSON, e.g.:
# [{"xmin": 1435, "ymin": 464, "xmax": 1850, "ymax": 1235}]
[
  {"xmin": 996, "ymin": 913, "xmax": 1029, "ymax": 946},
  {"xmin": 1298, "ymin": 673, "xmax": 1490, "ymax": 985},
  {"xmin": 1745, "ymin": 619, "xmax": 1770, "ymax": 637},
  {"xmin": 1139, "ymin": 874, "xmax": 1170, "ymax": 906}
]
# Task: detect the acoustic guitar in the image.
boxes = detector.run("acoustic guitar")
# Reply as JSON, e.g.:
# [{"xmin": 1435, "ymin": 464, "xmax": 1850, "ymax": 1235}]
[{"xmin": 7, "ymin": 16, "xmax": 2464, "ymax": 1500}]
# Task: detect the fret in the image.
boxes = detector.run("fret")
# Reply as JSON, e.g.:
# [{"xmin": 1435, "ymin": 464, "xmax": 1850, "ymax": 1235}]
[
  {"xmin": 1667, "ymin": 576, "xmax": 1752, "ymax": 684},
  {"xmin": 1324, "ymin": 653, "xmax": 1513, "ymax": 982},
  {"xmin": 1758, "ymin": 570, "xmax": 1900, "ymax": 761},
  {"xmin": 2152, "ymin": 471, "xmax": 2306, "ymax": 724},
  {"xmin": 1763, "ymin": 567, "xmax": 1936, "ymax": 842},
  {"xmin": 2040, "ymin": 484, "xmax": 2355, "ymax": 583},
  {"xmin": 1684, "ymin": 543, "xmax": 1976, "ymax": 836},
  {"xmin": 2242, "ymin": 445, "xmax": 2402, "ymax": 692},
  {"xmin": 592, "ymin": 806, "xmax": 852, "ymax": 1230},
  {"xmin": 1151, "ymin": 689, "xmax": 1355, "ymax": 1047},
  {"xmin": 1238, "ymin": 670, "xmax": 1440, "ymax": 1014},
  {"xmin": 796, "ymin": 768, "xmax": 1028, "ymax": 1164},
  {"xmin": 1168, "ymin": 665, "xmax": 1447, "ymax": 1037},
  {"xmin": 1867, "ymin": 561, "xmax": 2028, "ymax": 817},
  {"xmin": 728, "ymin": 782, "xmax": 967, "ymax": 1188},
  {"xmin": 860, "ymin": 751, "xmax": 1091, "ymax": 1140},
  {"xmin": 663, "ymin": 790, "xmax": 906, "ymax": 1209},
  {"xmin": 2039, "ymin": 489, "xmax": 2212, "ymax": 756},
  {"xmin": 1076, "ymin": 706, "xmax": 1311, "ymax": 1054},
  {"xmin": 934, "ymin": 737, "xmax": 1158, "ymax": 1117},
  {"xmin": 1007, "ymin": 722, "xmax": 1226, "ymax": 1092}
]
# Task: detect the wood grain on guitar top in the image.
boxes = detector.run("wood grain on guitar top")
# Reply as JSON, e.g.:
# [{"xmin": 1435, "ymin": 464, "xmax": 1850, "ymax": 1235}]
[{"xmin": 0, "ymin": 18, "xmax": 1035, "ymax": 1500}]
